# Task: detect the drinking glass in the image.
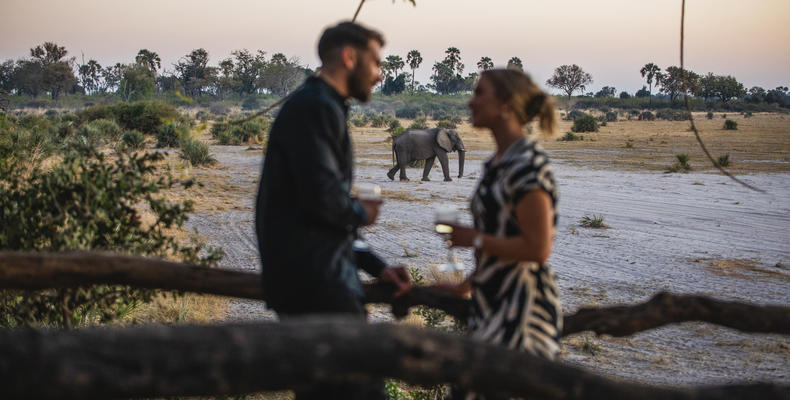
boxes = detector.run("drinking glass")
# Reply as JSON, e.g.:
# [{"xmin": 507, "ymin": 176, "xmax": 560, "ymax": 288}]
[
  {"xmin": 435, "ymin": 205, "xmax": 464, "ymax": 272},
  {"xmin": 352, "ymin": 183, "xmax": 381, "ymax": 251}
]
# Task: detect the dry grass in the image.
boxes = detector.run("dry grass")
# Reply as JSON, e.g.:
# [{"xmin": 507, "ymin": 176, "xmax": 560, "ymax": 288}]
[
  {"xmin": 689, "ymin": 257, "xmax": 790, "ymax": 281},
  {"xmin": 353, "ymin": 113, "xmax": 790, "ymax": 173}
]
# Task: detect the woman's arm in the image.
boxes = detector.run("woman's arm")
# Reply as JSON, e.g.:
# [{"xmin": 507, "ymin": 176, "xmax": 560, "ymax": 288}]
[{"xmin": 450, "ymin": 189, "xmax": 553, "ymax": 264}]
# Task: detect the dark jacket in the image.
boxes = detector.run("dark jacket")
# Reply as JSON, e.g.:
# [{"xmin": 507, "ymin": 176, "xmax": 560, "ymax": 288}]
[{"xmin": 255, "ymin": 76, "xmax": 386, "ymax": 310}]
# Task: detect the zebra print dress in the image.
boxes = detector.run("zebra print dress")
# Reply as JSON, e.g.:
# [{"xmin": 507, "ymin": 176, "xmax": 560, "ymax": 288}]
[{"xmin": 457, "ymin": 136, "xmax": 562, "ymax": 400}]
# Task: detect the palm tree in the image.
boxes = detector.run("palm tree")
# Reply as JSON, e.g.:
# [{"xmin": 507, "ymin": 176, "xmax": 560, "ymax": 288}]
[
  {"xmin": 443, "ymin": 47, "xmax": 463, "ymax": 74},
  {"xmin": 136, "ymin": 49, "xmax": 161, "ymax": 75},
  {"xmin": 640, "ymin": 63, "xmax": 661, "ymax": 104},
  {"xmin": 385, "ymin": 55, "xmax": 404, "ymax": 77},
  {"xmin": 507, "ymin": 57, "xmax": 523, "ymax": 71},
  {"xmin": 477, "ymin": 56, "xmax": 493, "ymax": 71},
  {"xmin": 406, "ymin": 50, "xmax": 422, "ymax": 94}
]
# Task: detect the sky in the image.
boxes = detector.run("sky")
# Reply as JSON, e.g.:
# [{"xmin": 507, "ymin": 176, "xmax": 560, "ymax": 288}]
[{"xmin": 2, "ymin": 0, "xmax": 789, "ymax": 94}]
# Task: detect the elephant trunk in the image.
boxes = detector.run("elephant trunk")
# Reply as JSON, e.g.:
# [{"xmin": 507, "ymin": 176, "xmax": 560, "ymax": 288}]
[{"xmin": 458, "ymin": 150, "xmax": 465, "ymax": 178}]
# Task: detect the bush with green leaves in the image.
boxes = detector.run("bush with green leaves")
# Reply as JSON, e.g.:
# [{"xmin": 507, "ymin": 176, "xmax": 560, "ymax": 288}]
[
  {"xmin": 564, "ymin": 110, "xmax": 585, "ymax": 121},
  {"xmin": 638, "ymin": 111, "xmax": 655, "ymax": 121},
  {"xmin": 667, "ymin": 153, "xmax": 692, "ymax": 173},
  {"xmin": 211, "ymin": 117, "xmax": 269, "ymax": 145},
  {"xmin": 86, "ymin": 118, "xmax": 123, "ymax": 140},
  {"xmin": 78, "ymin": 101, "xmax": 179, "ymax": 134},
  {"xmin": 579, "ymin": 214, "xmax": 608, "ymax": 229},
  {"xmin": 395, "ymin": 106, "xmax": 422, "ymax": 119},
  {"xmin": 119, "ymin": 130, "xmax": 145, "ymax": 150},
  {"xmin": 717, "ymin": 153, "xmax": 731, "ymax": 167},
  {"xmin": 655, "ymin": 109, "xmax": 689, "ymax": 121},
  {"xmin": 559, "ymin": 132, "xmax": 584, "ymax": 141},
  {"xmin": 370, "ymin": 113, "xmax": 391, "ymax": 128},
  {"xmin": 436, "ymin": 119, "xmax": 457, "ymax": 129},
  {"xmin": 571, "ymin": 114, "xmax": 598, "ymax": 133},
  {"xmin": 0, "ymin": 145, "xmax": 223, "ymax": 328},
  {"xmin": 241, "ymin": 97, "xmax": 260, "ymax": 111},
  {"xmin": 156, "ymin": 121, "xmax": 189, "ymax": 148},
  {"xmin": 179, "ymin": 137, "xmax": 216, "ymax": 166},
  {"xmin": 723, "ymin": 119, "xmax": 738, "ymax": 130},
  {"xmin": 605, "ymin": 111, "xmax": 618, "ymax": 122},
  {"xmin": 408, "ymin": 117, "xmax": 429, "ymax": 130},
  {"xmin": 706, "ymin": 111, "xmax": 714, "ymax": 119}
]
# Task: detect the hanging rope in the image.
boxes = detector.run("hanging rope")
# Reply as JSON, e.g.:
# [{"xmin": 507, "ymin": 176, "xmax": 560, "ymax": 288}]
[{"xmin": 680, "ymin": 0, "xmax": 764, "ymax": 192}]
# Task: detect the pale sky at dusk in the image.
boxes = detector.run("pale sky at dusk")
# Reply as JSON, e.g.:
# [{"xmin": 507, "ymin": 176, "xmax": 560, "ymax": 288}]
[{"xmin": 3, "ymin": 0, "xmax": 789, "ymax": 93}]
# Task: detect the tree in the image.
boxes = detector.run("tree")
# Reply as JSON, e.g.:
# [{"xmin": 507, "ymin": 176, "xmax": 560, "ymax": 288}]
[
  {"xmin": 231, "ymin": 49, "xmax": 266, "ymax": 96},
  {"xmin": 443, "ymin": 47, "xmax": 463, "ymax": 74},
  {"xmin": 42, "ymin": 62, "xmax": 77, "ymax": 100},
  {"xmin": 714, "ymin": 75, "xmax": 745, "ymax": 103},
  {"xmin": 11, "ymin": 60, "xmax": 44, "ymax": 97},
  {"xmin": 78, "ymin": 59, "xmax": 103, "ymax": 94},
  {"xmin": 0, "ymin": 60, "xmax": 13, "ymax": 93},
  {"xmin": 619, "ymin": 91, "xmax": 631, "ymax": 99},
  {"xmin": 135, "ymin": 49, "xmax": 161, "ymax": 75},
  {"xmin": 748, "ymin": 86, "xmax": 766, "ymax": 103},
  {"xmin": 430, "ymin": 47, "xmax": 466, "ymax": 95},
  {"xmin": 546, "ymin": 64, "xmax": 592, "ymax": 100},
  {"xmin": 385, "ymin": 55, "xmax": 404, "ymax": 79},
  {"xmin": 406, "ymin": 50, "xmax": 422, "ymax": 95},
  {"xmin": 30, "ymin": 42, "xmax": 68, "ymax": 66},
  {"xmin": 696, "ymin": 73, "xmax": 718, "ymax": 102},
  {"xmin": 658, "ymin": 66, "xmax": 699, "ymax": 102},
  {"xmin": 101, "ymin": 63, "xmax": 125, "ymax": 93},
  {"xmin": 259, "ymin": 53, "xmax": 306, "ymax": 97},
  {"xmin": 639, "ymin": 63, "xmax": 661, "ymax": 104},
  {"xmin": 175, "ymin": 49, "xmax": 217, "ymax": 97},
  {"xmin": 594, "ymin": 86, "xmax": 616, "ymax": 98},
  {"xmin": 382, "ymin": 73, "xmax": 407, "ymax": 95},
  {"xmin": 118, "ymin": 65, "xmax": 156, "ymax": 101},
  {"xmin": 507, "ymin": 57, "xmax": 523, "ymax": 71},
  {"xmin": 477, "ymin": 57, "xmax": 493, "ymax": 71},
  {"xmin": 635, "ymin": 86, "xmax": 650, "ymax": 98}
]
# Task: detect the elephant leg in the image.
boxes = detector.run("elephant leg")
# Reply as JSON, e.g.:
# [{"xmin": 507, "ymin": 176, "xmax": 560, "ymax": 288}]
[
  {"xmin": 437, "ymin": 152, "xmax": 452, "ymax": 181},
  {"xmin": 422, "ymin": 156, "xmax": 435, "ymax": 181},
  {"xmin": 398, "ymin": 160, "xmax": 409, "ymax": 181},
  {"xmin": 387, "ymin": 165, "xmax": 398, "ymax": 181}
]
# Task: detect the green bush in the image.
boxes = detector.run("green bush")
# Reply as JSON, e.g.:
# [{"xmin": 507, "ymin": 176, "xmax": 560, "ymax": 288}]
[
  {"xmin": 387, "ymin": 119, "xmax": 402, "ymax": 134},
  {"xmin": 706, "ymin": 111, "xmax": 714, "ymax": 119},
  {"xmin": 156, "ymin": 121, "xmax": 188, "ymax": 148},
  {"xmin": 723, "ymin": 119, "xmax": 738, "ymax": 130},
  {"xmin": 211, "ymin": 117, "xmax": 269, "ymax": 145},
  {"xmin": 571, "ymin": 114, "xmax": 598, "ymax": 133},
  {"xmin": 717, "ymin": 153, "xmax": 731, "ymax": 167},
  {"xmin": 408, "ymin": 117, "xmax": 429, "ymax": 130},
  {"xmin": 667, "ymin": 153, "xmax": 692, "ymax": 173},
  {"xmin": 395, "ymin": 106, "xmax": 422, "ymax": 119},
  {"xmin": 638, "ymin": 111, "xmax": 656, "ymax": 121},
  {"xmin": 119, "ymin": 130, "xmax": 145, "ymax": 150},
  {"xmin": 655, "ymin": 109, "xmax": 689, "ymax": 121},
  {"xmin": 579, "ymin": 214, "xmax": 608, "ymax": 229},
  {"xmin": 559, "ymin": 131, "xmax": 584, "ymax": 141},
  {"xmin": 78, "ymin": 101, "xmax": 179, "ymax": 134},
  {"xmin": 179, "ymin": 137, "xmax": 216, "ymax": 166},
  {"xmin": 565, "ymin": 110, "xmax": 585, "ymax": 121},
  {"xmin": 605, "ymin": 111, "xmax": 618, "ymax": 122},
  {"xmin": 86, "ymin": 118, "xmax": 123, "ymax": 140},
  {"xmin": 0, "ymin": 145, "xmax": 223, "ymax": 328},
  {"xmin": 350, "ymin": 117, "xmax": 367, "ymax": 127},
  {"xmin": 241, "ymin": 97, "xmax": 260, "ymax": 111},
  {"xmin": 436, "ymin": 119, "xmax": 457, "ymax": 129}
]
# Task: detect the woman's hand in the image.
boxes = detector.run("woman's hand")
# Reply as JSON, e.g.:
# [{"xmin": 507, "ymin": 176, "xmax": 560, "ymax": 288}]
[{"xmin": 447, "ymin": 223, "xmax": 477, "ymax": 248}]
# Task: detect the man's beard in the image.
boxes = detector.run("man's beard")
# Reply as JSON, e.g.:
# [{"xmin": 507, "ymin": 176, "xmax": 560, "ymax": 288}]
[{"xmin": 347, "ymin": 60, "xmax": 371, "ymax": 103}]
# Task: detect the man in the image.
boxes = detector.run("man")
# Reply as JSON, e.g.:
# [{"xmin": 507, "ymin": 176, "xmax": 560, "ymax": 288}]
[{"xmin": 255, "ymin": 21, "xmax": 411, "ymax": 398}]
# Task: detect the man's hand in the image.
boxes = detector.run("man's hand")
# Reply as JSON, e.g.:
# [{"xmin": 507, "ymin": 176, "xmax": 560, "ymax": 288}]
[
  {"xmin": 379, "ymin": 265, "xmax": 412, "ymax": 297},
  {"xmin": 358, "ymin": 199, "xmax": 382, "ymax": 226}
]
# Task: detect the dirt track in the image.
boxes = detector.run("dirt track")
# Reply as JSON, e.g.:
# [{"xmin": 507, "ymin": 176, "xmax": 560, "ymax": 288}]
[{"xmin": 183, "ymin": 116, "xmax": 790, "ymax": 386}]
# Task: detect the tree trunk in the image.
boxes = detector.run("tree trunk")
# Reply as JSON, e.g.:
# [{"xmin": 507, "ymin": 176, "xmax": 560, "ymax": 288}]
[{"xmin": 1, "ymin": 319, "xmax": 788, "ymax": 400}]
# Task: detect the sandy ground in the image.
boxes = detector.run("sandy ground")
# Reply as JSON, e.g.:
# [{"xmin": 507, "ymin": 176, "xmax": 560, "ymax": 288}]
[{"xmin": 183, "ymin": 114, "xmax": 790, "ymax": 387}]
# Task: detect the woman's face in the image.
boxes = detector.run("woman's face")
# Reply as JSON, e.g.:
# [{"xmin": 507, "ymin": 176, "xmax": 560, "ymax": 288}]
[{"xmin": 468, "ymin": 75, "xmax": 504, "ymax": 129}]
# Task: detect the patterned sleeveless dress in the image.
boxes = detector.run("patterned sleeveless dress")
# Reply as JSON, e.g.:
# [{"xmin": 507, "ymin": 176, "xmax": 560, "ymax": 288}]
[{"xmin": 455, "ymin": 136, "xmax": 563, "ymax": 400}]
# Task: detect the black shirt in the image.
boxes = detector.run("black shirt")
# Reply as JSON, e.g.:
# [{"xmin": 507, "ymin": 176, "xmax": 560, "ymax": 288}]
[{"xmin": 255, "ymin": 76, "xmax": 386, "ymax": 310}]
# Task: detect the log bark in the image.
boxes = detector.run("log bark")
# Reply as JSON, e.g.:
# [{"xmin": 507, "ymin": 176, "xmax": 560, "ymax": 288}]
[
  {"xmin": 3, "ymin": 252, "xmax": 790, "ymax": 337},
  {"xmin": 1, "ymin": 319, "xmax": 788, "ymax": 400}
]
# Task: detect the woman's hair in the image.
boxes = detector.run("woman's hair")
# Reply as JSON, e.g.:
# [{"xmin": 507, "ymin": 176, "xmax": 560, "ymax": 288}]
[{"xmin": 480, "ymin": 69, "xmax": 558, "ymax": 138}]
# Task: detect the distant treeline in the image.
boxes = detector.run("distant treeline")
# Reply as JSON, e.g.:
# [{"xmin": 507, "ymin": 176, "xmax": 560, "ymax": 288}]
[{"xmin": 0, "ymin": 42, "xmax": 787, "ymax": 113}]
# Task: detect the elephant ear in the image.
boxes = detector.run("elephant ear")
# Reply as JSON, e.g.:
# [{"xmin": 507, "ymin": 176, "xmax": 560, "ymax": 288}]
[{"xmin": 436, "ymin": 129, "xmax": 453, "ymax": 152}]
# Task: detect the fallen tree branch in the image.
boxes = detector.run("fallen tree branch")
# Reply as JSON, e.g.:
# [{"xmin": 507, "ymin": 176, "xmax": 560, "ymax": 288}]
[
  {"xmin": 2, "ymin": 252, "xmax": 790, "ymax": 337},
  {"xmin": 1, "ymin": 319, "xmax": 788, "ymax": 400}
]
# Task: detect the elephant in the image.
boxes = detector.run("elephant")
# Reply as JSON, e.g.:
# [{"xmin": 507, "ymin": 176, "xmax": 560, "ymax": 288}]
[{"xmin": 387, "ymin": 128, "xmax": 465, "ymax": 182}]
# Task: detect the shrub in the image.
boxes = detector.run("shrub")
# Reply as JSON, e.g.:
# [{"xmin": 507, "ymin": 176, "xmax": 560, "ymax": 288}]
[
  {"xmin": 387, "ymin": 119, "xmax": 402, "ymax": 135},
  {"xmin": 241, "ymin": 97, "xmax": 260, "ymax": 111},
  {"xmin": 706, "ymin": 111, "xmax": 714, "ymax": 120},
  {"xmin": 211, "ymin": 117, "xmax": 269, "ymax": 145},
  {"xmin": 86, "ymin": 118, "xmax": 123, "ymax": 140},
  {"xmin": 638, "ymin": 111, "xmax": 656, "ymax": 121},
  {"xmin": 722, "ymin": 114, "xmax": 727, "ymax": 119},
  {"xmin": 111, "ymin": 101, "xmax": 179, "ymax": 133},
  {"xmin": 743, "ymin": 111, "xmax": 753, "ymax": 118},
  {"xmin": 655, "ymin": 109, "xmax": 689, "ymax": 121},
  {"xmin": 723, "ymin": 119, "xmax": 738, "ymax": 130},
  {"xmin": 624, "ymin": 139, "xmax": 634, "ymax": 148},
  {"xmin": 667, "ymin": 153, "xmax": 692, "ymax": 173},
  {"xmin": 579, "ymin": 214, "xmax": 608, "ymax": 229},
  {"xmin": 156, "ymin": 121, "xmax": 189, "ymax": 148},
  {"xmin": 571, "ymin": 114, "xmax": 598, "ymax": 133},
  {"xmin": 370, "ymin": 113, "xmax": 390, "ymax": 128},
  {"xmin": 179, "ymin": 137, "xmax": 216, "ymax": 166},
  {"xmin": 119, "ymin": 130, "xmax": 145, "ymax": 150},
  {"xmin": 395, "ymin": 106, "xmax": 422, "ymax": 119},
  {"xmin": 605, "ymin": 111, "xmax": 618, "ymax": 122},
  {"xmin": 0, "ymin": 145, "xmax": 222, "ymax": 328},
  {"xmin": 559, "ymin": 132, "xmax": 584, "ymax": 141},
  {"xmin": 350, "ymin": 117, "xmax": 367, "ymax": 127},
  {"xmin": 408, "ymin": 117, "xmax": 429, "ymax": 130},
  {"xmin": 717, "ymin": 153, "xmax": 731, "ymax": 167},
  {"xmin": 209, "ymin": 102, "xmax": 230, "ymax": 115},
  {"xmin": 565, "ymin": 110, "xmax": 585, "ymax": 121},
  {"xmin": 436, "ymin": 119, "xmax": 457, "ymax": 129}
]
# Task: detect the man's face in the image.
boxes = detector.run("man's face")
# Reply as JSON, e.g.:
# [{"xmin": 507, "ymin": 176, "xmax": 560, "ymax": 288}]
[{"xmin": 347, "ymin": 39, "xmax": 383, "ymax": 103}]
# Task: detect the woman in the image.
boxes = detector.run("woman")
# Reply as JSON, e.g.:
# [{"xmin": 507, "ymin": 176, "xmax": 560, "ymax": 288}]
[{"xmin": 436, "ymin": 69, "xmax": 561, "ymax": 399}]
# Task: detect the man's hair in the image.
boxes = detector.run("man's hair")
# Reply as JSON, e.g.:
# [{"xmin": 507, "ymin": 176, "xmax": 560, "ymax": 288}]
[{"xmin": 318, "ymin": 21, "xmax": 385, "ymax": 64}]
